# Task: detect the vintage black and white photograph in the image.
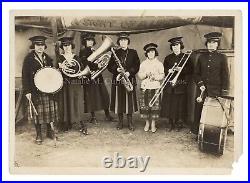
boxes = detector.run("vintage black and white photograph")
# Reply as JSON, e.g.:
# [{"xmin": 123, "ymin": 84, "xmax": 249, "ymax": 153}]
[{"xmin": 10, "ymin": 10, "xmax": 241, "ymax": 174}]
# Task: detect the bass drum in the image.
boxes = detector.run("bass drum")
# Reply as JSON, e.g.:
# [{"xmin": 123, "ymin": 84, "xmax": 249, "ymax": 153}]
[
  {"xmin": 34, "ymin": 67, "xmax": 63, "ymax": 94},
  {"xmin": 198, "ymin": 123, "xmax": 227, "ymax": 156},
  {"xmin": 198, "ymin": 97, "xmax": 230, "ymax": 156}
]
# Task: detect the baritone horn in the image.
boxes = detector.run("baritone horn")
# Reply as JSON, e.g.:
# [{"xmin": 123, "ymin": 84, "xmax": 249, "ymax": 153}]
[
  {"xmin": 87, "ymin": 36, "xmax": 115, "ymax": 80},
  {"xmin": 148, "ymin": 50, "xmax": 192, "ymax": 108}
]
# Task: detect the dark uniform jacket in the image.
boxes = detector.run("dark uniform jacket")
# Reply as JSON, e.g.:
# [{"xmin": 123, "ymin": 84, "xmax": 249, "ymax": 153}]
[
  {"xmin": 194, "ymin": 51, "xmax": 229, "ymax": 97},
  {"xmin": 163, "ymin": 52, "xmax": 192, "ymax": 94},
  {"xmin": 107, "ymin": 48, "xmax": 140, "ymax": 86},
  {"xmin": 79, "ymin": 47, "xmax": 103, "ymax": 84},
  {"xmin": 22, "ymin": 50, "xmax": 53, "ymax": 96}
]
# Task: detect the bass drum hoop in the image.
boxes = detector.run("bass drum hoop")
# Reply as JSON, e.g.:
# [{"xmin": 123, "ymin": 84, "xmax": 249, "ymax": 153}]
[{"xmin": 34, "ymin": 67, "xmax": 63, "ymax": 94}]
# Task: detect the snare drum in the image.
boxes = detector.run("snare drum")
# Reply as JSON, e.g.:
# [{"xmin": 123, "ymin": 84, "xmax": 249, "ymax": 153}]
[
  {"xmin": 34, "ymin": 67, "xmax": 63, "ymax": 94},
  {"xmin": 198, "ymin": 97, "xmax": 231, "ymax": 155}
]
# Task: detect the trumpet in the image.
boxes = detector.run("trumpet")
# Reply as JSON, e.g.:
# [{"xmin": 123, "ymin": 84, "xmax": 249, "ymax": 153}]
[
  {"xmin": 111, "ymin": 47, "xmax": 134, "ymax": 92},
  {"xmin": 148, "ymin": 50, "xmax": 192, "ymax": 108}
]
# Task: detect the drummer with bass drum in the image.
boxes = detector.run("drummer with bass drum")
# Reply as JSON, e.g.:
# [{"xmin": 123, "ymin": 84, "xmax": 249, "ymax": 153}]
[
  {"xmin": 22, "ymin": 36, "xmax": 59, "ymax": 145},
  {"xmin": 192, "ymin": 32, "xmax": 230, "ymax": 135}
]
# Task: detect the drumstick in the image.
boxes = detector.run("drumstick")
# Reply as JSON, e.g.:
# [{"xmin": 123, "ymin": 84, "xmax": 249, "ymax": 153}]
[
  {"xmin": 28, "ymin": 98, "xmax": 38, "ymax": 116},
  {"xmin": 29, "ymin": 99, "xmax": 38, "ymax": 116},
  {"xmin": 196, "ymin": 88, "xmax": 205, "ymax": 103},
  {"xmin": 28, "ymin": 100, "xmax": 33, "ymax": 119}
]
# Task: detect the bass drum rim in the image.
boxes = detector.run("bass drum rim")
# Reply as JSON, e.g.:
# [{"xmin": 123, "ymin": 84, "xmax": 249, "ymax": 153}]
[{"xmin": 34, "ymin": 67, "xmax": 63, "ymax": 94}]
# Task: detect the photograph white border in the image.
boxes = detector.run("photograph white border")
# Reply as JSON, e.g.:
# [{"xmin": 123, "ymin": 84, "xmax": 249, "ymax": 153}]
[{"xmin": 3, "ymin": 2, "xmax": 248, "ymax": 181}]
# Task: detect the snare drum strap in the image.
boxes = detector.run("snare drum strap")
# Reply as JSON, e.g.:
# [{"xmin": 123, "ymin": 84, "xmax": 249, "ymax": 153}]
[{"xmin": 216, "ymin": 97, "xmax": 231, "ymax": 126}]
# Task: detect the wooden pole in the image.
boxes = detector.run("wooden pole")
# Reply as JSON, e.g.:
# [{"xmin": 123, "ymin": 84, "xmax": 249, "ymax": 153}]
[{"xmin": 51, "ymin": 17, "xmax": 60, "ymax": 66}]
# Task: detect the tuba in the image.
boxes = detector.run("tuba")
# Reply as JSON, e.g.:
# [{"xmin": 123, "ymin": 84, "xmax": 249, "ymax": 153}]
[
  {"xmin": 148, "ymin": 50, "xmax": 192, "ymax": 108},
  {"xmin": 87, "ymin": 36, "xmax": 114, "ymax": 80}
]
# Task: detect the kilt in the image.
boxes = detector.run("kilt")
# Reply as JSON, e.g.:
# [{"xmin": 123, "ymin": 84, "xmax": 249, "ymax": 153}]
[
  {"xmin": 84, "ymin": 83, "xmax": 110, "ymax": 113},
  {"xmin": 27, "ymin": 93, "xmax": 59, "ymax": 124},
  {"xmin": 160, "ymin": 92, "xmax": 187, "ymax": 120},
  {"xmin": 110, "ymin": 85, "xmax": 138, "ymax": 114},
  {"xmin": 139, "ymin": 89, "xmax": 160, "ymax": 119}
]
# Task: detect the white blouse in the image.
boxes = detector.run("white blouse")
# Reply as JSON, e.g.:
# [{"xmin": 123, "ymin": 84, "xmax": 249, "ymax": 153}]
[{"xmin": 138, "ymin": 57, "xmax": 165, "ymax": 89}]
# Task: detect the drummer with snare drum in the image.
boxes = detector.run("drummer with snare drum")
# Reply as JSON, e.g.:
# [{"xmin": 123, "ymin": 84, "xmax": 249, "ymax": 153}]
[
  {"xmin": 192, "ymin": 32, "xmax": 230, "ymax": 135},
  {"xmin": 22, "ymin": 36, "xmax": 59, "ymax": 145}
]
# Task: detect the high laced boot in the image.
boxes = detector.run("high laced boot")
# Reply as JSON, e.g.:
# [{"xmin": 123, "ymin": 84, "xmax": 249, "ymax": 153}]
[
  {"xmin": 104, "ymin": 109, "xmax": 115, "ymax": 121},
  {"xmin": 80, "ymin": 121, "xmax": 88, "ymax": 135},
  {"xmin": 35, "ymin": 123, "xmax": 42, "ymax": 145},
  {"xmin": 168, "ymin": 119, "xmax": 175, "ymax": 132},
  {"xmin": 117, "ymin": 113, "xmax": 123, "ymax": 130},
  {"xmin": 127, "ymin": 114, "xmax": 135, "ymax": 131}
]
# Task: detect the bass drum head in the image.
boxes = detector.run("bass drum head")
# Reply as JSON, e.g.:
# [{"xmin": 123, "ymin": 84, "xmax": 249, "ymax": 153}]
[{"xmin": 34, "ymin": 67, "xmax": 63, "ymax": 94}]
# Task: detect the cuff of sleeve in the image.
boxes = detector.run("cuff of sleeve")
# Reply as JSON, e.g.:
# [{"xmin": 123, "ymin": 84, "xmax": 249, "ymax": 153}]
[{"xmin": 221, "ymin": 89, "xmax": 229, "ymax": 96}]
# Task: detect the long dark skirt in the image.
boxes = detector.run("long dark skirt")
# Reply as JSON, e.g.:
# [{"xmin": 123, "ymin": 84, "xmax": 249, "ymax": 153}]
[
  {"xmin": 58, "ymin": 83, "xmax": 85, "ymax": 131},
  {"xmin": 110, "ymin": 85, "xmax": 138, "ymax": 114},
  {"xmin": 84, "ymin": 83, "xmax": 110, "ymax": 112},
  {"xmin": 160, "ymin": 92, "xmax": 187, "ymax": 120},
  {"xmin": 27, "ymin": 93, "xmax": 59, "ymax": 125},
  {"xmin": 139, "ymin": 89, "xmax": 160, "ymax": 119}
]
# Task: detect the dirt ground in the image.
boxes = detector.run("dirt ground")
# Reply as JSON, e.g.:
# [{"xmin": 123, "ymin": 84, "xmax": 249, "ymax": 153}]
[{"xmin": 14, "ymin": 112, "xmax": 234, "ymax": 173}]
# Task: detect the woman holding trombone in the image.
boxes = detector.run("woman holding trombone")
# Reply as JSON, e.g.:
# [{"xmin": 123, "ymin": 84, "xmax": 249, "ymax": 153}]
[{"xmin": 160, "ymin": 37, "xmax": 192, "ymax": 132}]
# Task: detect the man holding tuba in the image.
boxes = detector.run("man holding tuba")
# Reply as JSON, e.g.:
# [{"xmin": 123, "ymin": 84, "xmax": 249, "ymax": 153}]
[
  {"xmin": 107, "ymin": 32, "xmax": 140, "ymax": 131},
  {"xmin": 79, "ymin": 33, "xmax": 114, "ymax": 124}
]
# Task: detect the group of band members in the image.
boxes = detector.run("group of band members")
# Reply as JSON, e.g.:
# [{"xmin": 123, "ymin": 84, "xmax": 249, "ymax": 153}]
[{"xmin": 22, "ymin": 31, "xmax": 229, "ymax": 145}]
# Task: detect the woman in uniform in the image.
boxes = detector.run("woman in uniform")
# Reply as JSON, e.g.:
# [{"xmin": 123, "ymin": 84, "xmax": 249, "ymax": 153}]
[
  {"xmin": 107, "ymin": 32, "xmax": 140, "ymax": 131},
  {"xmin": 160, "ymin": 37, "xmax": 192, "ymax": 132},
  {"xmin": 79, "ymin": 33, "xmax": 114, "ymax": 124},
  {"xmin": 57, "ymin": 37, "xmax": 88, "ymax": 134},
  {"xmin": 22, "ymin": 36, "xmax": 59, "ymax": 144}
]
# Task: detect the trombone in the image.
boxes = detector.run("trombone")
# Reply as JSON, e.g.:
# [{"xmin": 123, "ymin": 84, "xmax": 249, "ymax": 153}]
[{"xmin": 148, "ymin": 50, "xmax": 192, "ymax": 108}]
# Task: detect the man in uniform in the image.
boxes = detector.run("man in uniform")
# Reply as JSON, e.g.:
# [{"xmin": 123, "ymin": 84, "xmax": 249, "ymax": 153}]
[{"xmin": 191, "ymin": 32, "xmax": 230, "ymax": 135}]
